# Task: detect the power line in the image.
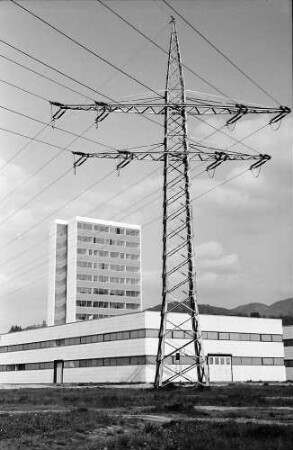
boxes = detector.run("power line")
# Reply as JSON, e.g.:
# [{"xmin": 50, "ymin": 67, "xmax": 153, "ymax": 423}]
[
  {"xmin": 161, "ymin": 0, "xmax": 280, "ymax": 105},
  {"xmin": 0, "ymin": 123, "xmax": 94, "ymax": 206},
  {"xmin": 0, "ymin": 104, "xmax": 117, "ymax": 150},
  {"xmin": 10, "ymin": 0, "xmax": 160, "ymax": 96},
  {"xmin": 96, "ymin": 0, "xmax": 231, "ymax": 100},
  {"xmin": 142, "ymin": 166, "xmax": 250, "ymax": 228},
  {"xmin": 0, "ymin": 77, "xmax": 48, "ymax": 102},
  {"xmin": 0, "ymin": 167, "xmax": 116, "ymax": 253},
  {"xmin": 0, "ymin": 41, "xmax": 108, "ymax": 100},
  {"xmin": 0, "ymin": 124, "xmax": 49, "ymax": 174},
  {"xmin": 0, "ymin": 166, "xmax": 72, "ymax": 228},
  {"xmin": 0, "ymin": 39, "xmax": 163, "ymax": 131}
]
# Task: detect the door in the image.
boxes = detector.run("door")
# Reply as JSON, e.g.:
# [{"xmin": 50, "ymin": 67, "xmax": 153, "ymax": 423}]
[
  {"xmin": 208, "ymin": 354, "xmax": 232, "ymax": 382},
  {"xmin": 53, "ymin": 360, "xmax": 64, "ymax": 384}
]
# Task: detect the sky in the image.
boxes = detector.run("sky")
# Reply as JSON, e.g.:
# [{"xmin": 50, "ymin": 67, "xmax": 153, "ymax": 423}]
[{"xmin": 0, "ymin": 0, "xmax": 292, "ymax": 333}]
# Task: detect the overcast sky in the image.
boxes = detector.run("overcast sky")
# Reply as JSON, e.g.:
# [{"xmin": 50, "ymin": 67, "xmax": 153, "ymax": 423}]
[{"xmin": 0, "ymin": 0, "xmax": 292, "ymax": 333}]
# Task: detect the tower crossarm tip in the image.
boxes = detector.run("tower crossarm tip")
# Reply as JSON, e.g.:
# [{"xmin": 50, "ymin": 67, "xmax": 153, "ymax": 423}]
[{"xmin": 249, "ymin": 153, "xmax": 271, "ymax": 170}]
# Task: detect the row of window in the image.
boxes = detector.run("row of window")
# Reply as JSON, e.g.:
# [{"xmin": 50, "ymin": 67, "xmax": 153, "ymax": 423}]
[
  {"xmin": 77, "ymin": 261, "xmax": 139, "ymax": 272},
  {"xmin": 0, "ymin": 327, "xmax": 283, "ymax": 355},
  {"xmin": 77, "ymin": 248, "xmax": 140, "ymax": 258},
  {"xmin": 76, "ymin": 300, "xmax": 140, "ymax": 310},
  {"xmin": 0, "ymin": 329, "xmax": 152, "ymax": 354},
  {"xmin": 77, "ymin": 274, "xmax": 140, "ymax": 285},
  {"xmin": 202, "ymin": 331, "xmax": 282, "ymax": 342},
  {"xmin": 76, "ymin": 287, "xmax": 140, "ymax": 297},
  {"xmin": 0, "ymin": 354, "xmax": 284, "ymax": 373},
  {"xmin": 76, "ymin": 314, "xmax": 110, "ymax": 320},
  {"xmin": 77, "ymin": 222, "xmax": 140, "ymax": 236},
  {"xmin": 77, "ymin": 237, "xmax": 139, "ymax": 248},
  {"xmin": 208, "ymin": 356, "xmax": 284, "ymax": 366}
]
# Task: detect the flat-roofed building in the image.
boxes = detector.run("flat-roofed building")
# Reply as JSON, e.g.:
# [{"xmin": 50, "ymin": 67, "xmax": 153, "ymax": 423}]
[
  {"xmin": 47, "ymin": 217, "xmax": 142, "ymax": 326},
  {"xmin": 0, "ymin": 312, "xmax": 285, "ymax": 385}
]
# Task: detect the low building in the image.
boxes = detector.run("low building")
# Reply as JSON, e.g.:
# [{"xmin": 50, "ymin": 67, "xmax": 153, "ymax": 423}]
[
  {"xmin": 283, "ymin": 325, "xmax": 293, "ymax": 380},
  {"xmin": 0, "ymin": 312, "xmax": 285, "ymax": 385}
]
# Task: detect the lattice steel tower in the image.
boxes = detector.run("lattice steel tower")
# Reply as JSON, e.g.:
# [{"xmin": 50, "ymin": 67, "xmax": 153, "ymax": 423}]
[
  {"xmin": 155, "ymin": 19, "xmax": 205, "ymax": 387},
  {"xmin": 50, "ymin": 19, "xmax": 290, "ymax": 388}
]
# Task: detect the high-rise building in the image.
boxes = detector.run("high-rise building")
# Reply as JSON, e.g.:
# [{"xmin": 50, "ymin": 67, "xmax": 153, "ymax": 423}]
[{"xmin": 47, "ymin": 217, "xmax": 142, "ymax": 326}]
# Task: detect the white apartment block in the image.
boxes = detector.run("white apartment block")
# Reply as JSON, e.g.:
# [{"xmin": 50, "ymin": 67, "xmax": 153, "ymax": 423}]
[{"xmin": 47, "ymin": 217, "xmax": 142, "ymax": 326}]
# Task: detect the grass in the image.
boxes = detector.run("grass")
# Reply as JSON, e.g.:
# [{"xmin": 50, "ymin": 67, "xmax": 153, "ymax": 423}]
[{"xmin": 0, "ymin": 384, "xmax": 292, "ymax": 449}]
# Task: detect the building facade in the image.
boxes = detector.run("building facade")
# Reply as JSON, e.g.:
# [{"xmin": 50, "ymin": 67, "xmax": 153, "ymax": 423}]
[
  {"xmin": 0, "ymin": 312, "xmax": 286, "ymax": 385},
  {"xmin": 47, "ymin": 217, "xmax": 142, "ymax": 326},
  {"xmin": 283, "ymin": 325, "xmax": 293, "ymax": 380}
]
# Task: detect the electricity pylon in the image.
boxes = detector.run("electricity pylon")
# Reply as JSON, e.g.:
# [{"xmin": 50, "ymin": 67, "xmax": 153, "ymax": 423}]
[{"xmin": 50, "ymin": 19, "xmax": 290, "ymax": 388}]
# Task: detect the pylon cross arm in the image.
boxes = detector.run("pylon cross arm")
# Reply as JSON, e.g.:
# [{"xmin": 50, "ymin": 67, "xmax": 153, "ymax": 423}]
[{"xmin": 50, "ymin": 101, "xmax": 290, "ymax": 128}]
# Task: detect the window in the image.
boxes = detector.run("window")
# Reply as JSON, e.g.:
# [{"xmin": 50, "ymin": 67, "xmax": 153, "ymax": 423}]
[
  {"xmin": 93, "ymin": 288, "xmax": 109, "ymax": 295},
  {"xmin": 110, "ymin": 264, "xmax": 125, "ymax": 272},
  {"xmin": 126, "ymin": 303, "xmax": 139, "ymax": 310},
  {"xmin": 272, "ymin": 335, "xmax": 282, "ymax": 342},
  {"xmin": 130, "ymin": 356, "xmax": 145, "ymax": 365},
  {"xmin": 209, "ymin": 357, "xmax": 214, "ymax": 365},
  {"xmin": 93, "ymin": 237, "xmax": 105, "ymax": 244},
  {"xmin": 110, "ymin": 302, "xmax": 125, "ymax": 309},
  {"xmin": 126, "ymin": 229, "xmax": 140, "ymax": 236},
  {"xmin": 108, "ymin": 239, "xmax": 116, "ymax": 246},
  {"xmin": 77, "ymin": 287, "xmax": 92, "ymax": 294},
  {"xmin": 274, "ymin": 358, "xmax": 284, "ymax": 366},
  {"xmin": 126, "ymin": 266, "xmax": 139, "ymax": 272},
  {"xmin": 117, "ymin": 240, "xmax": 125, "ymax": 247},
  {"xmin": 110, "ymin": 289, "xmax": 124, "ymax": 296},
  {"xmin": 126, "ymin": 242, "xmax": 139, "ymax": 248},
  {"xmin": 126, "ymin": 253, "xmax": 139, "ymax": 260},
  {"xmin": 219, "ymin": 332, "xmax": 229, "ymax": 340},
  {"xmin": 99, "ymin": 275, "xmax": 109, "ymax": 283},
  {"xmin": 226, "ymin": 358, "xmax": 231, "ymax": 365},
  {"xmin": 261, "ymin": 334, "xmax": 272, "ymax": 342},
  {"xmin": 110, "ymin": 252, "xmax": 119, "ymax": 258},
  {"xmin": 110, "ymin": 277, "xmax": 120, "ymax": 284},
  {"xmin": 230, "ymin": 333, "xmax": 241, "ymax": 341},
  {"xmin": 94, "ymin": 225, "xmax": 109, "ymax": 233},
  {"xmin": 99, "ymin": 250, "xmax": 109, "ymax": 258},
  {"xmin": 77, "ymin": 274, "xmax": 92, "ymax": 281},
  {"xmin": 125, "ymin": 290, "xmax": 140, "ymax": 298},
  {"xmin": 251, "ymin": 357, "xmax": 262, "ymax": 365},
  {"xmin": 77, "ymin": 261, "xmax": 92, "ymax": 268},
  {"xmin": 172, "ymin": 330, "xmax": 185, "ymax": 339},
  {"xmin": 263, "ymin": 357, "xmax": 274, "ymax": 365},
  {"xmin": 77, "ymin": 248, "xmax": 87, "ymax": 255},
  {"xmin": 207, "ymin": 331, "xmax": 218, "ymax": 340},
  {"xmin": 241, "ymin": 357, "xmax": 251, "ymax": 365},
  {"xmin": 250, "ymin": 334, "xmax": 261, "ymax": 341},
  {"xmin": 130, "ymin": 329, "xmax": 145, "ymax": 339},
  {"xmin": 232, "ymin": 357, "xmax": 242, "ymax": 365},
  {"xmin": 220, "ymin": 357, "xmax": 225, "ymax": 365},
  {"xmin": 215, "ymin": 357, "xmax": 219, "ymax": 365},
  {"xmin": 116, "ymin": 227, "xmax": 125, "ymax": 235},
  {"xmin": 82, "ymin": 223, "xmax": 92, "ymax": 230},
  {"xmin": 240, "ymin": 333, "xmax": 250, "ymax": 341}
]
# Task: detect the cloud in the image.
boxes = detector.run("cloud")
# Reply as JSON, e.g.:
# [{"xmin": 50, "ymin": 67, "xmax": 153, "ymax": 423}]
[{"xmin": 196, "ymin": 241, "xmax": 241, "ymax": 275}]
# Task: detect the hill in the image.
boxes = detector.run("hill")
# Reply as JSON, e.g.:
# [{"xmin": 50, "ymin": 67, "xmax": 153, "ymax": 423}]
[{"xmin": 147, "ymin": 298, "xmax": 293, "ymax": 322}]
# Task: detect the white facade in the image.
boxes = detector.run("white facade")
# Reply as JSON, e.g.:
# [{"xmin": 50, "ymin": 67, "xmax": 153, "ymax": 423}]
[
  {"xmin": 0, "ymin": 312, "xmax": 285, "ymax": 385},
  {"xmin": 48, "ymin": 217, "xmax": 142, "ymax": 326},
  {"xmin": 283, "ymin": 325, "xmax": 293, "ymax": 380}
]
